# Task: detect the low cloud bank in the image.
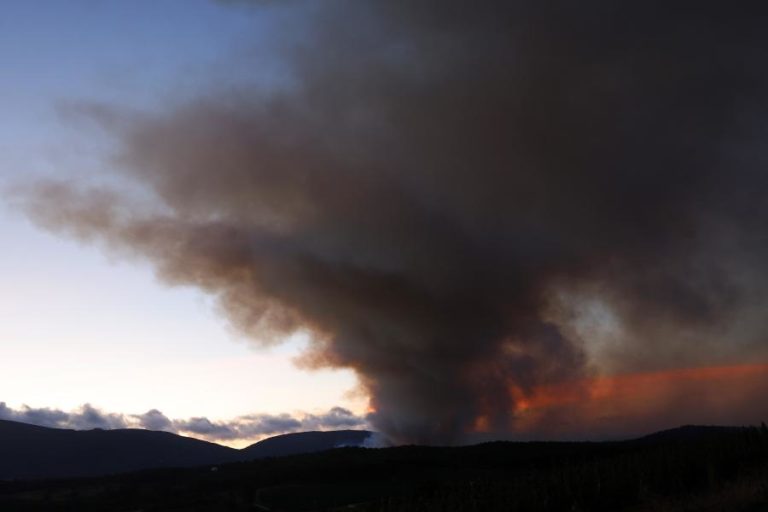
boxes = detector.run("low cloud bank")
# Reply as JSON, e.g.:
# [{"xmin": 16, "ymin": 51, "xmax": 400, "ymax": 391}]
[{"xmin": 0, "ymin": 402, "xmax": 367, "ymax": 443}]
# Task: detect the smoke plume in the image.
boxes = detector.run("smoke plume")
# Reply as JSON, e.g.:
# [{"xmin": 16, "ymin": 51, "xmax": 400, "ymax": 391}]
[{"xmin": 17, "ymin": 0, "xmax": 768, "ymax": 443}]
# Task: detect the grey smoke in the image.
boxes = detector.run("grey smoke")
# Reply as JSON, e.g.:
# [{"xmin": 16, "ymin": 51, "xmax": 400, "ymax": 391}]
[{"xmin": 16, "ymin": 0, "xmax": 768, "ymax": 444}]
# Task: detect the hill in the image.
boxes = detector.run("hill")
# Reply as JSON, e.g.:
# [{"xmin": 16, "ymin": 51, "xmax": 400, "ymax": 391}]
[
  {"xmin": 0, "ymin": 419, "xmax": 239, "ymax": 480},
  {"xmin": 0, "ymin": 419, "xmax": 373, "ymax": 480},
  {"xmin": 240, "ymin": 429, "xmax": 372, "ymax": 458},
  {"xmin": 1, "ymin": 424, "xmax": 767, "ymax": 511},
  {"xmin": 637, "ymin": 424, "xmax": 749, "ymax": 443}
]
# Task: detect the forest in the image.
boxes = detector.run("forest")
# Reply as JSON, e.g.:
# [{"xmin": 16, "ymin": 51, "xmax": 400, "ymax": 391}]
[{"xmin": 1, "ymin": 425, "xmax": 767, "ymax": 511}]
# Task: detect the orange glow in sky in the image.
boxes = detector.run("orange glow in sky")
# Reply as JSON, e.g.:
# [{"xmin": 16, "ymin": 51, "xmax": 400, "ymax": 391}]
[{"xmin": 497, "ymin": 362, "xmax": 768, "ymax": 438}]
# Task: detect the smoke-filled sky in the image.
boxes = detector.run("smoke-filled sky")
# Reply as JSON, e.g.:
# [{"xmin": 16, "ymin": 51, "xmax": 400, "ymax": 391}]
[{"xmin": 5, "ymin": 0, "xmax": 768, "ymax": 446}]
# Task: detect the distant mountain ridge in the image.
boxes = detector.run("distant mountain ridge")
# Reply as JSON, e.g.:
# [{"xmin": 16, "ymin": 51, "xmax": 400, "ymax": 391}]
[
  {"xmin": 3, "ymin": 423, "xmax": 767, "ymax": 512},
  {"xmin": 241, "ymin": 429, "xmax": 372, "ymax": 459},
  {"xmin": 0, "ymin": 419, "xmax": 373, "ymax": 480},
  {"xmin": 636, "ymin": 424, "xmax": 750, "ymax": 443},
  {"xmin": 1, "ymin": 420, "xmax": 753, "ymax": 482}
]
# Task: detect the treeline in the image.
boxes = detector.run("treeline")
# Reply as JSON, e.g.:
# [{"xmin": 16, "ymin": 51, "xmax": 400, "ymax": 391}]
[
  {"xmin": 1, "ymin": 425, "xmax": 767, "ymax": 511},
  {"xmin": 366, "ymin": 425, "xmax": 768, "ymax": 512}
]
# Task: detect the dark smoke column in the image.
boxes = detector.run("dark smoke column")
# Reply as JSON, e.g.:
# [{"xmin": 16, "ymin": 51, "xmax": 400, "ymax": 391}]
[{"xmin": 20, "ymin": 1, "xmax": 768, "ymax": 444}]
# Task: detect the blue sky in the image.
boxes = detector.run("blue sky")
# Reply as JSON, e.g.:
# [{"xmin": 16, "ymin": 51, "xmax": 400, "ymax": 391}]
[{"xmin": 0, "ymin": 0, "xmax": 362, "ymax": 444}]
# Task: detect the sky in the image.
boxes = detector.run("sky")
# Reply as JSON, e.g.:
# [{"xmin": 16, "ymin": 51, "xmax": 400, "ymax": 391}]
[
  {"xmin": 0, "ymin": 0, "xmax": 363, "ymax": 447},
  {"xmin": 3, "ymin": 1, "xmax": 768, "ymax": 447}
]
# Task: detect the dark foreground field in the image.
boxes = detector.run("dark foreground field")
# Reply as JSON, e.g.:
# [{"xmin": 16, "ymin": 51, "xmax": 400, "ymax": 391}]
[{"xmin": 2, "ymin": 425, "xmax": 768, "ymax": 512}]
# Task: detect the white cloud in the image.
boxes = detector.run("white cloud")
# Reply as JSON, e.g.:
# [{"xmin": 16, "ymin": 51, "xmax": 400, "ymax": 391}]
[{"xmin": 0, "ymin": 401, "xmax": 369, "ymax": 443}]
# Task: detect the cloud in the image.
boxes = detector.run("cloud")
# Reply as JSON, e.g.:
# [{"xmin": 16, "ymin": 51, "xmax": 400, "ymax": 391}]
[
  {"xmin": 171, "ymin": 409, "xmax": 366, "ymax": 441},
  {"xmin": 136, "ymin": 409, "xmax": 174, "ymax": 431},
  {"xmin": 302, "ymin": 407, "xmax": 367, "ymax": 430},
  {"xmin": 0, "ymin": 402, "xmax": 129, "ymax": 430},
  {"xmin": 0, "ymin": 402, "xmax": 368, "ymax": 442},
  {"xmin": 0, "ymin": 402, "xmax": 71, "ymax": 428},
  {"xmin": 233, "ymin": 413, "xmax": 302, "ymax": 437},
  {"xmin": 67, "ymin": 404, "xmax": 130, "ymax": 430},
  {"xmin": 173, "ymin": 417, "xmax": 240, "ymax": 439}
]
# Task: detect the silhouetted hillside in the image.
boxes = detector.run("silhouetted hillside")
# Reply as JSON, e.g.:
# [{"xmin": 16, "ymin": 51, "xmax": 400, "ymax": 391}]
[
  {"xmin": 0, "ymin": 420, "xmax": 373, "ymax": 481},
  {"xmin": 1, "ymin": 424, "xmax": 767, "ymax": 511},
  {"xmin": 0, "ymin": 419, "xmax": 239, "ymax": 480},
  {"xmin": 637, "ymin": 424, "xmax": 748, "ymax": 443},
  {"xmin": 240, "ymin": 430, "xmax": 372, "ymax": 459}
]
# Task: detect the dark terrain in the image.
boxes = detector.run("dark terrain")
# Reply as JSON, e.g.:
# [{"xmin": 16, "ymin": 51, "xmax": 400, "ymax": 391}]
[
  {"xmin": 240, "ymin": 430, "xmax": 372, "ymax": 460},
  {"xmin": 1, "ymin": 423, "xmax": 767, "ymax": 511},
  {"xmin": 0, "ymin": 419, "xmax": 371, "ymax": 479}
]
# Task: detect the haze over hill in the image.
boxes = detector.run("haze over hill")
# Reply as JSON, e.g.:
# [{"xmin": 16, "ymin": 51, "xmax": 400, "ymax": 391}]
[{"xmin": 240, "ymin": 429, "xmax": 373, "ymax": 459}]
